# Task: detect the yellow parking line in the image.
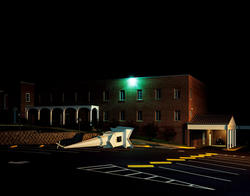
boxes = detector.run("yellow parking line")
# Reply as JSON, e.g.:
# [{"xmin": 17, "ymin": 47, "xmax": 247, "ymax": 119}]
[
  {"xmin": 166, "ymin": 159, "xmax": 186, "ymax": 161},
  {"xmin": 134, "ymin": 145, "xmax": 151, "ymax": 148},
  {"xmin": 205, "ymin": 153, "xmax": 218, "ymax": 155},
  {"xmin": 127, "ymin": 165, "xmax": 154, "ymax": 168},
  {"xmin": 179, "ymin": 157, "xmax": 196, "ymax": 159},
  {"xmin": 177, "ymin": 146, "xmax": 196, "ymax": 149},
  {"xmin": 149, "ymin": 161, "xmax": 172, "ymax": 164},
  {"xmin": 190, "ymin": 155, "xmax": 206, "ymax": 158},
  {"xmin": 10, "ymin": 145, "xmax": 18, "ymax": 148}
]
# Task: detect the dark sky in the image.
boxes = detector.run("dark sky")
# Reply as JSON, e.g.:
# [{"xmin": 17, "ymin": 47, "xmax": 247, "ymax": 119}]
[{"xmin": 1, "ymin": 4, "xmax": 249, "ymax": 123}]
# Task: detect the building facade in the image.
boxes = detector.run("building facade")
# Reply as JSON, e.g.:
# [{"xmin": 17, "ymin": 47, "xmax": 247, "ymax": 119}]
[{"xmin": 19, "ymin": 74, "xmax": 207, "ymax": 145}]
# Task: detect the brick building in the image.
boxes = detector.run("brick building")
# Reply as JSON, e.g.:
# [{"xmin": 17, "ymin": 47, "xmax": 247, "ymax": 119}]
[
  {"xmin": 18, "ymin": 74, "xmax": 206, "ymax": 145},
  {"xmin": 2, "ymin": 74, "xmax": 248, "ymax": 148}
]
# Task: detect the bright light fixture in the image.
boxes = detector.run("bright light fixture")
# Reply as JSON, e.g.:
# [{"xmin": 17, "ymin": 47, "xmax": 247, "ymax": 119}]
[{"xmin": 128, "ymin": 77, "xmax": 137, "ymax": 87}]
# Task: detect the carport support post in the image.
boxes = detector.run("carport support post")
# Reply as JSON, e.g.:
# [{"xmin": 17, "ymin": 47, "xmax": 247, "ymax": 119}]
[
  {"xmin": 234, "ymin": 129, "xmax": 236, "ymax": 147},
  {"xmin": 187, "ymin": 129, "xmax": 190, "ymax": 146}
]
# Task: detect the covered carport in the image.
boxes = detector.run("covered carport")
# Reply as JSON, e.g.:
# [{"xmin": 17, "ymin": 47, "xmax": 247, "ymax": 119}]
[{"xmin": 187, "ymin": 114, "xmax": 237, "ymax": 149}]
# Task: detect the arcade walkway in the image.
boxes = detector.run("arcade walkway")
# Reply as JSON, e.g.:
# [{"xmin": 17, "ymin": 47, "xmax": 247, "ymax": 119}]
[{"xmin": 25, "ymin": 105, "xmax": 99, "ymax": 126}]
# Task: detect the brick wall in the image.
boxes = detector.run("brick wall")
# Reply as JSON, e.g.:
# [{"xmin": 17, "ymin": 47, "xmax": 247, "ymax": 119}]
[
  {"xmin": 0, "ymin": 131, "xmax": 98, "ymax": 145},
  {"xmin": 20, "ymin": 81, "xmax": 35, "ymax": 118}
]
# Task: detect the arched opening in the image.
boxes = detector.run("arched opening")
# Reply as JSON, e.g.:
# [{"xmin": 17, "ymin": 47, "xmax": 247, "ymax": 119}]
[
  {"xmin": 40, "ymin": 108, "xmax": 50, "ymax": 126},
  {"xmin": 65, "ymin": 108, "xmax": 76, "ymax": 128},
  {"xmin": 28, "ymin": 109, "xmax": 38, "ymax": 125},
  {"xmin": 92, "ymin": 108, "xmax": 98, "ymax": 127},
  {"xmin": 53, "ymin": 108, "xmax": 63, "ymax": 127},
  {"xmin": 78, "ymin": 108, "xmax": 90, "ymax": 130}
]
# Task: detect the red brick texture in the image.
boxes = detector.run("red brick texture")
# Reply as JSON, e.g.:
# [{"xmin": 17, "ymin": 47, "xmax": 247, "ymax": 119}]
[{"xmin": 0, "ymin": 131, "xmax": 98, "ymax": 145}]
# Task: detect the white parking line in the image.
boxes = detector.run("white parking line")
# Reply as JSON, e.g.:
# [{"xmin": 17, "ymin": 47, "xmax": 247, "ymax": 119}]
[
  {"xmin": 159, "ymin": 166, "xmax": 231, "ymax": 182},
  {"xmin": 176, "ymin": 163, "xmax": 239, "ymax": 175},
  {"xmin": 188, "ymin": 160, "xmax": 247, "ymax": 171},
  {"xmin": 77, "ymin": 164, "xmax": 215, "ymax": 191}
]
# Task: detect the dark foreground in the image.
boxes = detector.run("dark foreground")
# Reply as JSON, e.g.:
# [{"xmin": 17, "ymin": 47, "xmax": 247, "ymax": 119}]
[{"xmin": 1, "ymin": 145, "xmax": 250, "ymax": 195}]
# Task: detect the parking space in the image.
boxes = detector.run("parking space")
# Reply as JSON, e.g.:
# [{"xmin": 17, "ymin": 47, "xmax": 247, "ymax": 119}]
[
  {"xmin": 1, "ymin": 145, "xmax": 250, "ymax": 194},
  {"xmin": 77, "ymin": 151, "xmax": 250, "ymax": 192}
]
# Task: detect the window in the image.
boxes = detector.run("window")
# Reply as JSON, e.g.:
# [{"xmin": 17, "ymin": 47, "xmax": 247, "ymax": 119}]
[
  {"xmin": 137, "ymin": 111, "xmax": 143, "ymax": 121},
  {"xmin": 119, "ymin": 90, "xmax": 125, "ymax": 101},
  {"xmin": 155, "ymin": 88, "xmax": 161, "ymax": 100},
  {"xmin": 103, "ymin": 90, "xmax": 109, "ymax": 101},
  {"xmin": 103, "ymin": 111, "xmax": 109, "ymax": 121},
  {"xmin": 137, "ymin": 89, "xmax": 143, "ymax": 100},
  {"xmin": 155, "ymin": 110, "xmax": 161, "ymax": 121},
  {"xmin": 174, "ymin": 88, "xmax": 180, "ymax": 100},
  {"xmin": 117, "ymin": 136, "xmax": 122, "ymax": 143},
  {"xmin": 174, "ymin": 110, "xmax": 181, "ymax": 121},
  {"xmin": 25, "ymin": 93, "xmax": 31, "ymax": 103},
  {"xmin": 119, "ymin": 111, "xmax": 125, "ymax": 121}
]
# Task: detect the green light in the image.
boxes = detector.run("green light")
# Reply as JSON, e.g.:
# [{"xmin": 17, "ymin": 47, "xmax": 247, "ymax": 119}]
[{"xmin": 128, "ymin": 77, "xmax": 137, "ymax": 87}]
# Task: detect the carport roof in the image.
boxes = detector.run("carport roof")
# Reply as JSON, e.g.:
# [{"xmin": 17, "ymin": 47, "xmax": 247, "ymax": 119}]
[{"xmin": 189, "ymin": 114, "xmax": 233, "ymax": 125}]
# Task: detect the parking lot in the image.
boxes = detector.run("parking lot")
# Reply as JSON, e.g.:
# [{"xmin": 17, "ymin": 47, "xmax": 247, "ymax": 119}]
[{"xmin": 1, "ymin": 145, "xmax": 250, "ymax": 195}]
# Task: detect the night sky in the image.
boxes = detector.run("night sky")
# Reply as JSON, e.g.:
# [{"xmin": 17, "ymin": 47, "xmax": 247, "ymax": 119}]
[{"xmin": 1, "ymin": 5, "xmax": 249, "ymax": 124}]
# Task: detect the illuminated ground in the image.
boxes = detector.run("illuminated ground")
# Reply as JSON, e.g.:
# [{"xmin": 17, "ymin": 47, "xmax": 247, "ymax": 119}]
[{"xmin": 1, "ymin": 145, "xmax": 250, "ymax": 195}]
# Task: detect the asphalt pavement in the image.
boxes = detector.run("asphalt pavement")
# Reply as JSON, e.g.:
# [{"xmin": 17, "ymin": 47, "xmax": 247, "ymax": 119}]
[{"xmin": 1, "ymin": 145, "xmax": 250, "ymax": 195}]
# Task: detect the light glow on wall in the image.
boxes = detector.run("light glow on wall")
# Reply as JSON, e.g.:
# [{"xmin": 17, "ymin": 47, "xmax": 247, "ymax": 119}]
[{"xmin": 128, "ymin": 77, "xmax": 137, "ymax": 87}]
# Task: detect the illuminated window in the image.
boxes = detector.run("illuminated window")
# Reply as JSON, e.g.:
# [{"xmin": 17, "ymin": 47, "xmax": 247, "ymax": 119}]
[
  {"xmin": 155, "ymin": 88, "xmax": 161, "ymax": 100},
  {"xmin": 25, "ymin": 93, "xmax": 30, "ymax": 103},
  {"xmin": 174, "ymin": 88, "xmax": 180, "ymax": 100},
  {"xmin": 155, "ymin": 110, "xmax": 161, "ymax": 121},
  {"xmin": 137, "ymin": 89, "xmax": 143, "ymax": 100},
  {"xmin": 174, "ymin": 110, "xmax": 181, "ymax": 121},
  {"xmin": 137, "ymin": 111, "xmax": 143, "ymax": 121},
  {"xmin": 119, "ymin": 90, "xmax": 125, "ymax": 101}
]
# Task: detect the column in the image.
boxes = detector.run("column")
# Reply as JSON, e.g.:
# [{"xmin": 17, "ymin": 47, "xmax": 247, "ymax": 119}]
[
  {"xmin": 228, "ymin": 129, "xmax": 232, "ymax": 149},
  {"xmin": 227, "ymin": 129, "xmax": 229, "ymax": 149},
  {"xmin": 187, "ymin": 130, "xmax": 190, "ymax": 146},
  {"xmin": 75, "ymin": 109, "xmax": 79, "ymax": 124},
  {"xmin": 25, "ymin": 108, "xmax": 29, "ymax": 120},
  {"xmin": 96, "ymin": 108, "xmax": 99, "ymax": 122},
  {"xmin": 37, "ymin": 109, "xmax": 41, "ymax": 121},
  {"xmin": 62, "ymin": 109, "xmax": 66, "ymax": 126},
  {"xmin": 234, "ymin": 129, "xmax": 237, "ymax": 147},
  {"xmin": 89, "ymin": 109, "xmax": 92, "ymax": 126},
  {"xmin": 50, "ymin": 109, "xmax": 53, "ymax": 126}
]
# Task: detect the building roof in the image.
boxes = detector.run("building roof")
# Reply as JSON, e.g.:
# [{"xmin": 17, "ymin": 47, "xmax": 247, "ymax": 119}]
[{"xmin": 189, "ymin": 114, "xmax": 234, "ymax": 125}]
